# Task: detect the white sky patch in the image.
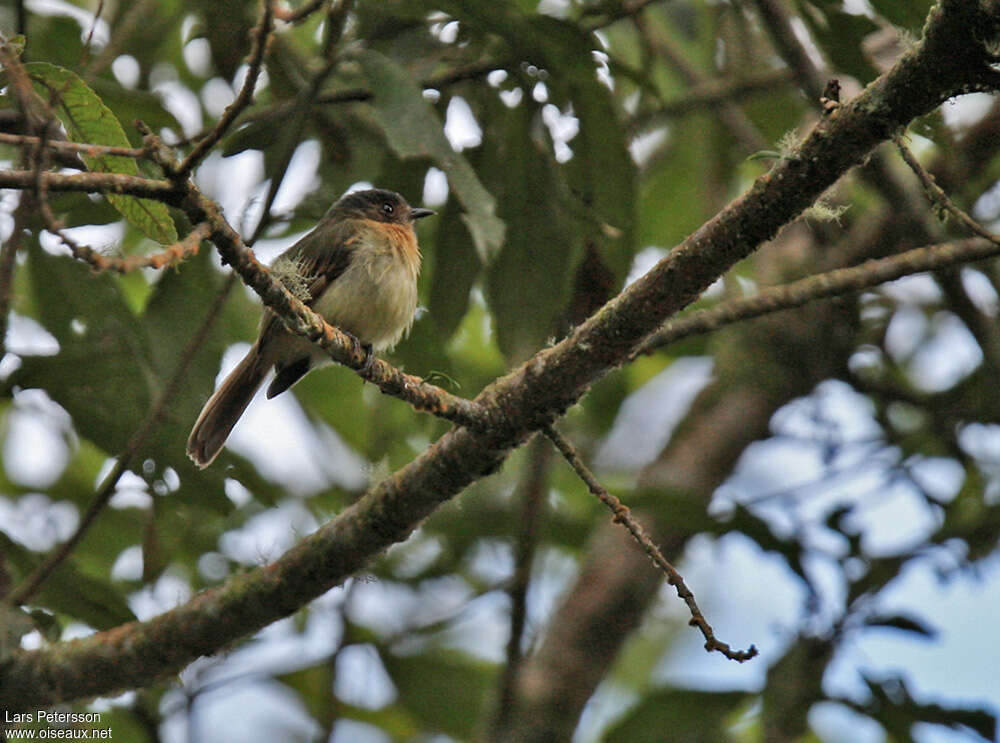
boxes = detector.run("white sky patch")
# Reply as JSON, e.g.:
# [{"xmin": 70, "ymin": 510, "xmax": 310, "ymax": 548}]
[
  {"xmin": 128, "ymin": 573, "xmax": 193, "ymax": 621},
  {"xmin": 830, "ymin": 555, "xmax": 1000, "ymax": 713},
  {"xmin": 629, "ymin": 126, "xmax": 668, "ymax": 166},
  {"xmin": 423, "ymin": 167, "xmax": 449, "ymax": 206},
  {"xmin": 444, "ymin": 97, "xmax": 483, "ymax": 151},
  {"xmin": 960, "ymin": 267, "xmax": 999, "ymax": 316},
  {"xmin": 596, "ymin": 357, "xmax": 714, "ymax": 472},
  {"xmin": 6, "ymin": 313, "xmax": 60, "ymax": 356},
  {"xmin": 842, "ymin": 0, "xmax": 874, "ymax": 15},
  {"xmin": 908, "ymin": 312, "xmax": 982, "ymax": 392},
  {"xmin": 500, "ymin": 87, "xmax": 523, "ymax": 108},
  {"xmin": 3, "ymin": 390, "xmax": 72, "ymax": 490},
  {"xmin": 25, "ymin": 0, "xmax": 110, "ymax": 48},
  {"xmin": 0, "ymin": 492, "xmax": 78, "ymax": 551},
  {"xmin": 885, "ymin": 305, "xmax": 927, "ymax": 361},
  {"xmin": 335, "ymin": 644, "xmax": 397, "ymax": 709},
  {"xmin": 234, "ymin": 61, "xmax": 269, "ymax": 96},
  {"xmin": 152, "ymin": 75, "xmax": 203, "ymax": 137},
  {"xmin": 183, "ymin": 37, "xmax": 213, "ymax": 78},
  {"xmin": 195, "ymin": 149, "xmax": 264, "ymax": 229},
  {"xmin": 653, "ymin": 533, "xmax": 808, "ymax": 690},
  {"xmin": 201, "ymin": 77, "xmax": 236, "ymax": 120},
  {"xmin": 269, "ymin": 139, "xmax": 322, "ymax": 215},
  {"xmin": 941, "ymin": 92, "xmax": 996, "ymax": 130},
  {"xmin": 437, "ymin": 20, "xmax": 460, "ymax": 44},
  {"xmin": 789, "ymin": 16, "xmax": 827, "ymax": 70},
  {"xmin": 219, "ymin": 499, "xmax": 319, "ymax": 566},
  {"xmin": 39, "ymin": 221, "xmax": 125, "ymax": 257},
  {"xmin": 542, "ymin": 103, "xmax": 579, "ymax": 163},
  {"xmin": 624, "ymin": 246, "xmax": 667, "ymax": 287},
  {"xmin": 593, "ymin": 50, "xmax": 613, "ymax": 90},
  {"xmin": 880, "ymin": 273, "xmax": 944, "ymax": 304},
  {"xmin": 809, "ymin": 703, "xmax": 884, "ymax": 743},
  {"xmin": 3, "ymin": 405, "xmax": 69, "ymax": 488},
  {"xmin": 111, "ymin": 55, "xmax": 141, "ymax": 89},
  {"xmin": 111, "ymin": 545, "xmax": 144, "ymax": 582},
  {"xmin": 538, "ymin": 0, "xmax": 571, "ymax": 17}
]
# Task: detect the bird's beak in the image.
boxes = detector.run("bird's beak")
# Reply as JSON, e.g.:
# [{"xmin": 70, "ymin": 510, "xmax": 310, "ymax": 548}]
[{"xmin": 410, "ymin": 208, "xmax": 436, "ymax": 221}]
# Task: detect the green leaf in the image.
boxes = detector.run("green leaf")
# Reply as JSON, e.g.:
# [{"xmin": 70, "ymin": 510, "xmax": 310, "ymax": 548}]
[
  {"xmin": 485, "ymin": 104, "xmax": 580, "ymax": 361},
  {"xmin": 862, "ymin": 613, "xmax": 937, "ymax": 638},
  {"xmin": 293, "ymin": 365, "xmax": 370, "ymax": 453},
  {"xmin": 381, "ymin": 648, "xmax": 495, "ymax": 739},
  {"xmin": 795, "ymin": 2, "xmax": 880, "ymax": 84},
  {"xmin": 868, "ymin": 0, "xmax": 935, "ymax": 32},
  {"xmin": 357, "ymin": 49, "xmax": 505, "ymax": 260},
  {"xmin": 863, "ymin": 675, "xmax": 997, "ymax": 742},
  {"xmin": 276, "ymin": 664, "xmax": 336, "ymax": 730},
  {"xmin": 23, "ymin": 62, "xmax": 178, "ymax": 244},
  {"xmin": 90, "ymin": 77, "xmax": 183, "ymax": 138},
  {"xmin": 638, "ymin": 116, "xmax": 716, "ymax": 249},
  {"xmin": 425, "ymin": 195, "xmax": 481, "ymax": 340},
  {"xmin": 8, "ymin": 244, "xmax": 153, "ymax": 453},
  {"xmin": 0, "ymin": 534, "xmax": 136, "ymax": 630},
  {"xmin": 604, "ymin": 688, "xmax": 748, "ymax": 743},
  {"xmin": 431, "ymin": 4, "xmax": 637, "ymax": 278},
  {"xmin": 530, "ymin": 15, "xmax": 637, "ymax": 279}
]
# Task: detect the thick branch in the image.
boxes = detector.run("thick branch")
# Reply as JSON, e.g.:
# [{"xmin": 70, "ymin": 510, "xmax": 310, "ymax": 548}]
[{"xmin": 2, "ymin": 0, "xmax": 998, "ymax": 710}]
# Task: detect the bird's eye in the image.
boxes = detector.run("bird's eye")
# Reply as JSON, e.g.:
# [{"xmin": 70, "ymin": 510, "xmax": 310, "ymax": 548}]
[{"xmin": 381, "ymin": 202, "xmax": 394, "ymax": 216}]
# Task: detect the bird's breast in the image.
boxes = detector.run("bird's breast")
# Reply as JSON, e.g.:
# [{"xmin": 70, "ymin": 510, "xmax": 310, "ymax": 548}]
[{"xmin": 311, "ymin": 227, "xmax": 420, "ymax": 352}]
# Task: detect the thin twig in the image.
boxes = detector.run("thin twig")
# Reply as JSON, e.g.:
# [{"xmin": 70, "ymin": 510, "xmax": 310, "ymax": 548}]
[
  {"xmin": 0, "ymin": 169, "xmax": 176, "ymax": 198},
  {"xmin": 750, "ymin": 0, "xmax": 826, "ymax": 102},
  {"xmin": 8, "ymin": 274, "xmax": 239, "ymax": 606},
  {"xmin": 322, "ymin": 0, "xmax": 354, "ymax": 59},
  {"xmin": 894, "ymin": 135, "xmax": 1000, "ymax": 246},
  {"xmin": 637, "ymin": 237, "xmax": 1000, "ymax": 355},
  {"xmin": 543, "ymin": 425, "xmax": 758, "ymax": 662},
  {"xmin": 277, "ymin": 0, "xmax": 330, "ymax": 25},
  {"xmin": 176, "ymin": 1, "xmax": 274, "ymax": 176},
  {"xmin": 0, "ymin": 132, "xmax": 148, "ymax": 159},
  {"xmin": 582, "ymin": 0, "xmax": 664, "ymax": 31},
  {"xmin": 39, "ymin": 216, "xmax": 209, "ymax": 274},
  {"xmin": 0, "ymin": 196, "xmax": 32, "ymax": 361},
  {"xmin": 491, "ymin": 436, "xmax": 552, "ymax": 738},
  {"xmin": 630, "ymin": 69, "xmax": 793, "ymax": 129},
  {"xmin": 247, "ymin": 56, "xmax": 339, "ymax": 243},
  {"xmin": 79, "ymin": 0, "xmax": 105, "ymax": 66},
  {"xmin": 636, "ymin": 17, "xmax": 767, "ymax": 152}
]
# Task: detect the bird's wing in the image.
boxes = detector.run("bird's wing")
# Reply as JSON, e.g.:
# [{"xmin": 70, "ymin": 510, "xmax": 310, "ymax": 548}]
[
  {"xmin": 282, "ymin": 218, "xmax": 362, "ymax": 305},
  {"xmin": 256, "ymin": 218, "xmax": 363, "ymax": 351}
]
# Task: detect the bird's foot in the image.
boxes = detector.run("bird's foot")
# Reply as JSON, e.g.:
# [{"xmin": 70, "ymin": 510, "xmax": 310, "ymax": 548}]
[{"xmin": 349, "ymin": 334, "xmax": 375, "ymax": 376}]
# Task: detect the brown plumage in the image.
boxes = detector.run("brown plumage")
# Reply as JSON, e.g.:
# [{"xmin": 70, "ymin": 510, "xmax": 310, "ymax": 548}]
[{"xmin": 187, "ymin": 189, "xmax": 434, "ymax": 468}]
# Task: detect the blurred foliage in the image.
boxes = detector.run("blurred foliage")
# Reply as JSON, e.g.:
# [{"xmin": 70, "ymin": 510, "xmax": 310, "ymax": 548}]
[{"xmin": 1, "ymin": 1, "xmax": 999, "ymax": 742}]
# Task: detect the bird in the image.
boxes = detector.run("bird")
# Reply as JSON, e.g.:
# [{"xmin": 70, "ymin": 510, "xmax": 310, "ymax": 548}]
[{"xmin": 186, "ymin": 188, "xmax": 434, "ymax": 468}]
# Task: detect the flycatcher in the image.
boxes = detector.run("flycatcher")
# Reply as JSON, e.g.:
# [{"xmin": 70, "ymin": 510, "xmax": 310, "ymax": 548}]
[{"xmin": 187, "ymin": 188, "xmax": 434, "ymax": 468}]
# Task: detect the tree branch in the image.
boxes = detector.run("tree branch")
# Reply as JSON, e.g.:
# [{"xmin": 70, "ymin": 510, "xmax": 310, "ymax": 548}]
[
  {"xmin": 638, "ymin": 237, "xmax": 1000, "ymax": 354},
  {"xmin": 544, "ymin": 425, "xmax": 757, "ymax": 661},
  {"xmin": 176, "ymin": 1, "xmax": 273, "ymax": 177},
  {"xmin": 0, "ymin": 169, "xmax": 177, "ymax": 198}
]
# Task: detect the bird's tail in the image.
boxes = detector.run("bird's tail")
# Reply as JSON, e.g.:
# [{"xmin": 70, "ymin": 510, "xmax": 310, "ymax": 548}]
[{"xmin": 187, "ymin": 348, "xmax": 268, "ymax": 468}]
